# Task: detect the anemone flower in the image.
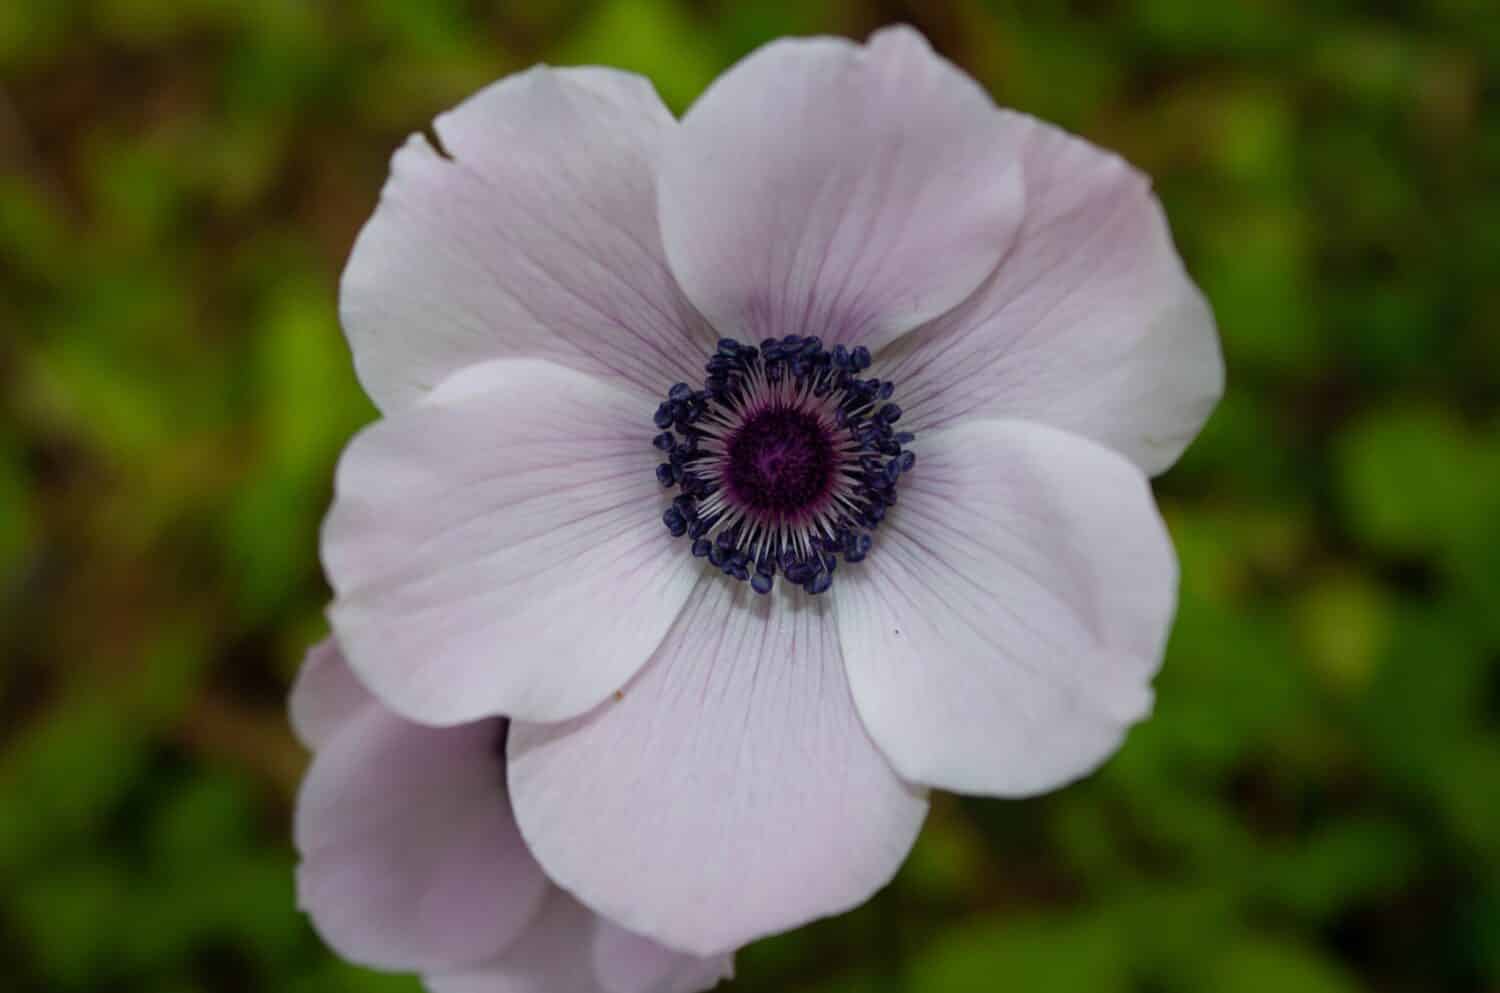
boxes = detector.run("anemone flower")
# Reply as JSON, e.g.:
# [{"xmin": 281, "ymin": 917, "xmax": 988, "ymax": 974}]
[
  {"xmin": 292, "ymin": 640, "xmax": 735, "ymax": 992},
  {"xmin": 316, "ymin": 24, "xmax": 1222, "ymax": 961}
]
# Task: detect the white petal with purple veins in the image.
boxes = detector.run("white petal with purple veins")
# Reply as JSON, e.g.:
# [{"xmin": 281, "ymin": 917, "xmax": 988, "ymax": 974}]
[
  {"xmin": 295, "ymin": 710, "xmax": 548, "ymax": 972},
  {"xmin": 341, "ymin": 66, "xmax": 712, "ymax": 413},
  {"xmin": 832, "ymin": 418, "xmax": 1177, "ymax": 796},
  {"xmin": 425, "ymin": 890, "xmax": 733, "ymax": 993},
  {"xmin": 323, "ymin": 358, "xmax": 698, "ymax": 726},
  {"xmin": 508, "ymin": 579, "xmax": 928, "ymax": 956},
  {"xmin": 882, "ymin": 113, "xmax": 1223, "ymax": 475},
  {"xmin": 657, "ymin": 26, "xmax": 1024, "ymax": 354},
  {"xmin": 288, "ymin": 637, "xmax": 374, "ymax": 750}
]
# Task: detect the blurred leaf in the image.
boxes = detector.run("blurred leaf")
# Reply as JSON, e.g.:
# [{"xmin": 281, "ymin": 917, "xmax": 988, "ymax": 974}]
[
  {"xmin": 0, "ymin": 700, "xmax": 146, "ymax": 875},
  {"xmin": 1337, "ymin": 407, "xmax": 1485, "ymax": 557},
  {"xmin": 550, "ymin": 0, "xmax": 723, "ymax": 112},
  {"xmin": 1294, "ymin": 571, "xmax": 1393, "ymax": 695},
  {"xmin": 908, "ymin": 914, "xmax": 1130, "ymax": 993},
  {"xmin": 1209, "ymin": 935, "xmax": 1364, "ymax": 993},
  {"xmin": 1255, "ymin": 819, "xmax": 1422, "ymax": 922}
]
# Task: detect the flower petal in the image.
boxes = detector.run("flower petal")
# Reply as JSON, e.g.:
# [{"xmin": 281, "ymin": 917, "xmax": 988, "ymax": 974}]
[
  {"xmin": 425, "ymin": 891, "xmax": 732, "ymax": 993},
  {"xmin": 508, "ymin": 579, "xmax": 928, "ymax": 957},
  {"xmin": 592, "ymin": 920, "xmax": 736, "ymax": 993},
  {"xmin": 288, "ymin": 638, "xmax": 374, "ymax": 750},
  {"xmin": 657, "ymin": 26, "xmax": 1023, "ymax": 353},
  {"xmin": 882, "ymin": 113, "xmax": 1223, "ymax": 475},
  {"xmin": 323, "ymin": 357, "xmax": 698, "ymax": 726},
  {"xmin": 294, "ymin": 705, "xmax": 548, "ymax": 971},
  {"xmin": 342, "ymin": 66, "xmax": 712, "ymax": 413},
  {"xmin": 832, "ymin": 419, "xmax": 1177, "ymax": 797}
]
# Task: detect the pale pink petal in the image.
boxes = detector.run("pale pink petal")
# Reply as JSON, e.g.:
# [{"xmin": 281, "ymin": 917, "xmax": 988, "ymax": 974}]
[
  {"xmin": 422, "ymin": 894, "xmax": 600, "ymax": 993},
  {"xmin": 425, "ymin": 891, "xmax": 732, "ymax": 993},
  {"xmin": 591, "ymin": 920, "xmax": 735, "ymax": 993},
  {"xmin": 323, "ymin": 358, "xmax": 698, "ymax": 726},
  {"xmin": 341, "ymin": 66, "xmax": 712, "ymax": 413},
  {"xmin": 657, "ymin": 26, "xmax": 1023, "ymax": 353},
  {"xmin": 294, "ymin": 709, "xmax": 548, "ymax": 972},
  {"xmin": 882, "ymin": 113, "xmax": 1223, "ymax": 475},
  {"xmin": 289, "ymin": 638, "xmax": 374, "ymax": 750},
  {"xmin": 508, "ymin": 579, "xmax": 929, "ymax": 957},
  {"xmin": 832, "ymin": 419, "xmax": 1177, "ymax": 797}
]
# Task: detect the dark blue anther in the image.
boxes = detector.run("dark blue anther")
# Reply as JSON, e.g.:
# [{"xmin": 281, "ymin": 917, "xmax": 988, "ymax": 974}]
[
  {"xmin": 806, "ymin": 570, "xmax": 833, "ymax": 595},
  {"xmin": 877, "ymin": 403, "xmax": 902, "ymax": 423},
  {"xmin": 656, "ymin": 463, "xmax": 675, "ymax": 487},
  {"xmin": 851, "ymin": 346, "xmax": 872, "ymax": 371},
  {"xmin": 878, "ymin": 381, "xmax": 895, "ymax": 400},
  {"xmin": 653, "ymin": 431, "xmax": 675, "ymax": 451},
  {"xmin": 669, "ymin": 383, "xmax": 693, "ymax": 403},
  {"xmin": 899, "ymin": 451, "xmax": 915, "ymax": 472},
  {"xmin": 717, "ymin": 338, "xmax": 742, "ymax": 356},
  {"xmin": 784, "ymin": 560, "xmax": 816, "ymax": 585},
  {"xmin": 707, "ymin": 544, "xmax": 726, "ymax": 567},
  {"xmin": 883, "ymin": 459, "xmax": 903, "ymax": 485},
  {"xmin": 831, "ymin": 344, "xmax": 850, "ymax": 368},
  {"xmin": 692, "ymin": 538, "xmax": 711, "ymax": 558},
  {"xmin": 662, "ymin": 507, "xmax": 687, "ymax": 536},
  {"xmin": 672, "ymin": 494, "xmax": 696, "ymax": 518},
  {"xmin": 751, "ymin": 572, "xmax": 773, "ymax": 595},
  {"xmin": 894, "ymin": 432, "xmax": 915, "ymax": 445},
  {"xmin": 654, "ymin": 403, "xmax": 674, "ymax": 429}
]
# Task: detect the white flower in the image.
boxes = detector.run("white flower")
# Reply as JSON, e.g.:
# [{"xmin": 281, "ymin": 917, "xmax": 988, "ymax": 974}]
[{"xmin": 314, "ymin": 24, "xmax": 1222, "ymax": 962}]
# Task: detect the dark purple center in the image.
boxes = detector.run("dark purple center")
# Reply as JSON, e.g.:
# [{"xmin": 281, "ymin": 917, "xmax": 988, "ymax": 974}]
[
  {"xmin": 724, "ymin": 407, "xmax": 835, "ymax": 518},
  {"xmin": 651, "ymin": 335, "xmax": 912, "ymax": 596}
]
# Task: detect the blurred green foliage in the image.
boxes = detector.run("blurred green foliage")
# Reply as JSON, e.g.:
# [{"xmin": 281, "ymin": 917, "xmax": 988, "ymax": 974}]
[{"xmin": 2, "ymin": 0, "xmax": 1497, "ymax": 991}]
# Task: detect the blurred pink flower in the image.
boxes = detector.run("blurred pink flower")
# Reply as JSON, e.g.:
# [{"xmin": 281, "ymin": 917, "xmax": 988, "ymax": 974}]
[
  {"xmin": 292, "ymin": 640, "xmax": 735, "ymax": 992},
  {"xmin": 316, "ymin": 25, "xmax": 1221, "ymax": 958}
]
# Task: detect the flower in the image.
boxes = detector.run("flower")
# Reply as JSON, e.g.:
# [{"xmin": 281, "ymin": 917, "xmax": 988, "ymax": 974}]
[
  {"xmin": 319, "ymin": 24, "xmax": 1221, "ymax": 960},
  {"xmin": 291, "ymin": 639, "xmax": 735, "ymax": 992}
]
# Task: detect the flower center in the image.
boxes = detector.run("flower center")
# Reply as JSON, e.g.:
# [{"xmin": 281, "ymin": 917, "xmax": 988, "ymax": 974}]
[
  {"xmin": 652, "ymin": 336, "xmax": 915, "ymax": 596},
  {"xmin": 724, "ymin": 407, "xmax": 835, "ymax": 516}
]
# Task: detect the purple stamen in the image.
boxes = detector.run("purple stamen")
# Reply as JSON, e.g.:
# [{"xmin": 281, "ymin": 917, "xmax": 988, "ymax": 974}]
[{"xmin": 651, "ymin": 335, "xmax": 915, "ymax": 595}]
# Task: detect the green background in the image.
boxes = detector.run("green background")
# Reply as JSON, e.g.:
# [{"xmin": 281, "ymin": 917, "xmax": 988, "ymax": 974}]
[{"xmin": 2, "ymin": 0, "xmax": 1498, "ymax": 990}]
